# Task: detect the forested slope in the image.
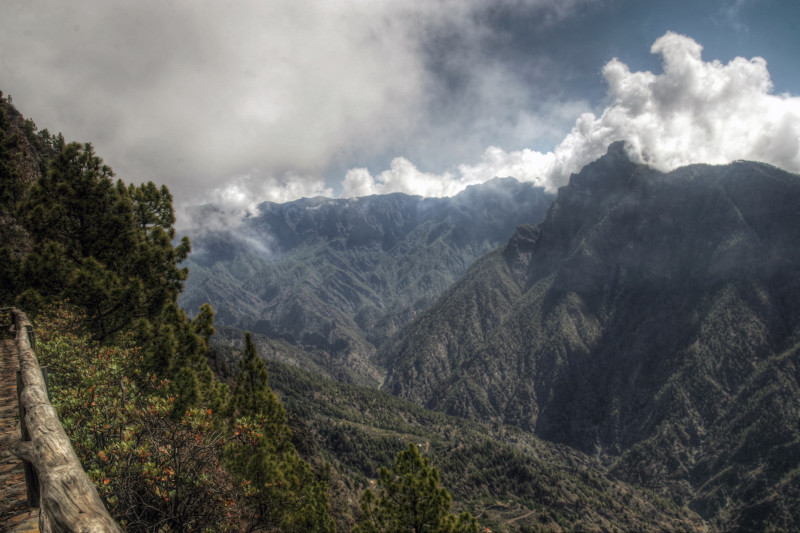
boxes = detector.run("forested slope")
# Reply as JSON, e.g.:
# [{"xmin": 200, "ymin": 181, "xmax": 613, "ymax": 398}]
[
  {"xmin": 180, "ymin": 180, "xmax": 554, "ymax": 385},
  {"xmin": 382, "ymin": 141, "xmax": 800, "ymax": 530},
  {"xmin": 0, "ymin": 92, "xmax": 336, "ymax": 532},
  {"xmin": 212, "ymin": 330, "xmax": 706, "ymax": 532}
]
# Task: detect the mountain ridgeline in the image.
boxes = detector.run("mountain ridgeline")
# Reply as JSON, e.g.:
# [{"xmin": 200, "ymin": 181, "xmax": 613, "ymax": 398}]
[
  {"xmin": 381, "ymin": 142, "xmax": 800, "ymax": 529},
  {"xmin": 184, "ymin": 141, "xmax": 800, "ymax": 529},
  {"xmin": 180, "ymin": 179, "xmax": 554, "ymax": 384}
]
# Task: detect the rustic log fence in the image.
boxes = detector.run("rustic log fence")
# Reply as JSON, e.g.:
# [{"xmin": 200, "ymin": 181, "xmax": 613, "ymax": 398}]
[{"xmin": 4, "ymin": 307, "xmax": 122, "ymax": 532}]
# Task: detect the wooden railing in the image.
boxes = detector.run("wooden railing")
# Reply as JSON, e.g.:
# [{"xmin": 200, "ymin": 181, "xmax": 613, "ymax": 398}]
[{"xmin": 6, "ymin": 307, "xmax": 122, "ymax": 532}]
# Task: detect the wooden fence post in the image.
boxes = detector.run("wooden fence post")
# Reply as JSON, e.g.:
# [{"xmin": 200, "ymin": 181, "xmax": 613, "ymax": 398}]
[{"xmin": 25, "ymin": 324, "xmax": 35, "ymax": 352}]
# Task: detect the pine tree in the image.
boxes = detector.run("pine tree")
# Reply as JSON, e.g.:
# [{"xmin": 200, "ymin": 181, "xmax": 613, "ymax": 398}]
[
  {"xmin": 20, "ymin": 142, "xmax": 191, "ymax": 341},
  {"xmin": 191, "ymin": 303, "xmax": 216, "ymax": 349},
  {"xmin": 0, "ymin": 94, "xmax": 32, "ymax": 304},
  {"xmin": 0, "ymin": 100, "xmax": 25, "ymax": 208},
  {"xmin": 232, "ymin": 333, "xmax": 285, "ymax": 420},
  {"xmin": 355, "ymin": 443, "xmax": 478, "ymax": 533},
  {"xmin": 226, "ymin": 332, "xmax": 334, "ymax": 532},
  {"xmin": 8, "ymin": 139, "xmax": 215, "ymax": 414}
]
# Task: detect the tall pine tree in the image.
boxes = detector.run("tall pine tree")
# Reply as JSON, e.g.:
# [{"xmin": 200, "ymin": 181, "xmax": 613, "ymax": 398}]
[
  {"xmin": 232, "ymin": 333, "xmax": 286, "ymax": 420},
  {"xmin": 6, "ymin": 137, "xmax": 215, "ymax": 413},
  {"xmin": 226, "ymin": 333, "xmax": 334, "ymax": 532}
]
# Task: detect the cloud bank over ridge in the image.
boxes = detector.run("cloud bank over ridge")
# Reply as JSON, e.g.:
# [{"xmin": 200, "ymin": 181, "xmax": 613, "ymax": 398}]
[
  {"xmin": 2, "ymin": 0, "xmax": 798, "ymax": 213},
  {"xmin": 0, "ymin": 0, "xmax": 595, "ymax": 213},
  {"xmin": 342, "ymin": 31, "xmax": 800, "ymax": 199}
]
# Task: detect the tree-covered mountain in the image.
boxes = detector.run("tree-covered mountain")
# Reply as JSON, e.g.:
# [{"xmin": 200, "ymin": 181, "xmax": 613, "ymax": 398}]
[
  {"xmin": 381, "ymin": 141, "xmax": 800, "ymax": 530},
  {"xmin": 180, "ymin": 180, "xmax": 554, "ymax": 385},
  {"xmin": 211, "ymin": 328, "xmax": 705, "ymax": 532}
]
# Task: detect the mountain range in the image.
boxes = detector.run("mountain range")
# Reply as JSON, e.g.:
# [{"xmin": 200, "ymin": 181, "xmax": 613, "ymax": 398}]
[
  {"xmin": 180, "ymin": 178, "xmax": 554, "ymax": 384},
  {"xmin": 380, "ymin": 142, "xmax": 800, "ymax": 529},
  {"xmin": 5, "ymin": 88, "xmax": 799, "ymax": 530},
  {"xmin": 187, "ymin": 140, "xmax": 800, "ymax": 529}
]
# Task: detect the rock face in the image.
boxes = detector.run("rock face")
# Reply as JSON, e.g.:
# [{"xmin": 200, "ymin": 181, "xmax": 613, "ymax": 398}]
[
  {"xmin": 381, "ymin": 142, "xmax": 800, "ymax": 529},
  {"xmin": 180, "ymin": 178, "xmax": 554, "ymax": 384}
]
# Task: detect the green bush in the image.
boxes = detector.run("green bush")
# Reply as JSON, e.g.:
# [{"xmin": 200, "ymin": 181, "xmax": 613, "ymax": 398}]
[{"xmin": 36, "ymin": 304, "xmax": 240, "ymax": 532}]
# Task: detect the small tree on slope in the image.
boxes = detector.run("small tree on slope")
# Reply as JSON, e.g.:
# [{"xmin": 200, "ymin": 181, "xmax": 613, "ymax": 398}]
[{"xmin": 355, "ymin": 442, "xmax": 478, "ymax": 533}]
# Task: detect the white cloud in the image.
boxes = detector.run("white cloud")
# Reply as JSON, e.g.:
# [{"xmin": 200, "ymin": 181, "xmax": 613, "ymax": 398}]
[
  {"xmin": 564, "ymin": 31, "xmax": 800, "ymax": 179},
  {"xmin": 174, "ymin": 170, "xmax": 331, "ymax": 235},
  {"xmin": 204, "ymin": 172, "xmax": 332, "ymax": 216},
  {"xmin": 344, "ymin": 31, "xmax": 800, "ymax": 198},
  {"xmin": 4, "ymin": 2, "xmax": 796, "ymax": 208},
  {"xmin": 1, "ymin": 1, "xmax": 424, "ymax": 204},
  {"xmin": 0, "ymin": 0, "xmax": 596, "ymax": 208},
  {"xmin": 343, "ymin": 158, "xmax": 461, "ymax": 198},
  {"xmin": 174, "ymin": 169, "xmax": 332, "ymax": 258}
]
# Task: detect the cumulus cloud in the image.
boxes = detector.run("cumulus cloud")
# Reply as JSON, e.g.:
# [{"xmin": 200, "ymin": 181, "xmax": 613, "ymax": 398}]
[
  {"xmin": 343, "ymin": 158, "xmax": 461, "ymax": 198},
  {"xmin": 4, "ymin": 1, "xmax": 797, "ymax": 208},
  {"xmin": 346, "ymin": 31, "xmax": 800, "ymax": 197},
  {"xmin": 552, "ymin": 31, "xmax": 800, "ymax": 182}
]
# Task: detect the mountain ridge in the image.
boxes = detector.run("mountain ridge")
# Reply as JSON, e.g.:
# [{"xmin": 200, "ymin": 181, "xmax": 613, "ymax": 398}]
[
  {"xmin": 180, "ymin": 177, "xmax": 555, "ymax": 384},
  {"xmin": 380, "ymin": 142, "xmax": 800, "ymax": 529}
]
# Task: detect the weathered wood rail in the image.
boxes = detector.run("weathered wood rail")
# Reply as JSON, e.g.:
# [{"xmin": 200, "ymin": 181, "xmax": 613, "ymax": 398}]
[{"xmin": 5, "ymin": 307, "xmax": 122, "ymax": 532}]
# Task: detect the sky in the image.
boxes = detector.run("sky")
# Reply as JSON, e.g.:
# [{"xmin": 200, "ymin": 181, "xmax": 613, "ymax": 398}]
[{"xmin": 2, "ymin": 0, "xmax": 799, "ymax": 218}]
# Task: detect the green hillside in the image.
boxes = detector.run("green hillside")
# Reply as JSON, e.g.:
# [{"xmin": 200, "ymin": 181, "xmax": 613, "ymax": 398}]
[{"xmin": 213, "ymin": 329, "xmax": 706, "ymax": 532}]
